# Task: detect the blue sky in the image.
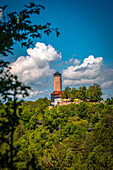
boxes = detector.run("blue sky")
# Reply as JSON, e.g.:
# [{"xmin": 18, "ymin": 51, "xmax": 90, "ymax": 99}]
[{"xmin": 0, "ymin": 0, "xmax": 113, "ymax": 100}]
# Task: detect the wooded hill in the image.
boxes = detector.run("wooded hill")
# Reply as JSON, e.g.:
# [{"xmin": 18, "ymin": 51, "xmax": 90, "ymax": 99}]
[
  {"xmin": 0, "ymin": 98, "xmax": 113, "ymax": 169},
  {"xmin": 61, "ymin": 84, "xmax": 103, "ymax": 102}
]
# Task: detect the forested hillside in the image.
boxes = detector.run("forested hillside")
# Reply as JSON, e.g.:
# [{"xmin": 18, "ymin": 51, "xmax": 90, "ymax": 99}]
[{"xmin": 0, "ymin": 98, "xmax": 113, "ymax": 169}]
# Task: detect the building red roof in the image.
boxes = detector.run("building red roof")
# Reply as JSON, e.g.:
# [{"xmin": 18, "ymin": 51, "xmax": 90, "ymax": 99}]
[
  {"xmin": 57, "ymin": 93, "xmax": 63, "ymax": 97},
  {"xmin": 51, "ymin": 91, "xmax": 63, "ymax": 95}
]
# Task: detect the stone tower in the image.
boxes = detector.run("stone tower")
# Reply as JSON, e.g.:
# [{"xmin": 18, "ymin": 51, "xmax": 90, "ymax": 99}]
[{"xmin": 53, "ymin": 71, "xmax": 62, "ymax": 91}]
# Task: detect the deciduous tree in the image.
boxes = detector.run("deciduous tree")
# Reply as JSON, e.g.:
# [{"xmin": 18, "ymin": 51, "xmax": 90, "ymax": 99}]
[
  {"xmin": 77, "ymin": 85, "xmax": 87, "ymax": 101},
  {"xmin": 0, "ymin": 3, "xmax": 59, "ymax": 56},
  {"xmin": 0, "ymin": 61, "xmax": 31, "ymax": 169},
  {"xmin": 87, "ymin": 83, "xmax": 103, "ymax": 102}
]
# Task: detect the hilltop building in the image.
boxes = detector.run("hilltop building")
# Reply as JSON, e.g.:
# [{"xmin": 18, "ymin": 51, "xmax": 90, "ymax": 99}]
[
  {"xmin": 51, "ymin": 71, "xmax": 63, "ymax": 103},
  {"xmin": 49, "ymin": 71, "xmax": 105, "ymax": 109}
]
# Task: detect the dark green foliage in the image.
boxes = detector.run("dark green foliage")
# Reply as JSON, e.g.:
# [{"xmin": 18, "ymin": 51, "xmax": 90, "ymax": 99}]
[
  {"xmin": 79, "ymin": 109, "xmax": 113, "ymax": 169},
  {"xmin": 62, "ymin": 84, "xmax": 103, "ymax": 102},
  {"xmin": 87, "ymin": 83, "xmax": 103, "ymax": 102},
  {"xmin": 77, "ymin": 102, "xmax": 88, "ymax": 119},
  {"xmin": 0, "ymin": 3, "xmax": 60, "ymax": 57},
  {"xmin": 0, "ymin": 62, "xmax": 31, "ymax": 169},
  {"xmin": 105, "ymin": 97, "xmax": 113, "ymax": 105},
  {"xmin": 0, "ymin": 100, "xmax": 113, "ymax": 169},
  {"xmin": 77, "ymin": 85, "xmax": 87, "ymax": 101},
  {"xmin": 69, "ymin": 87, "xmax": 78, "ymax": 101},
  {"xmin": 90, "ymin": 113, "xmax": 99, "ymax": 124},
  {"xmin": 21, "ymin": 98, "xmax": 50, "ymax": 130},
  {"xmin": 61, "ymin": 86, "xmax": 71, "ymax": 99}
]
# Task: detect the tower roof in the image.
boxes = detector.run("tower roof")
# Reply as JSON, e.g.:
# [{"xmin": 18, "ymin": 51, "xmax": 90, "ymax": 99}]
[{"xmin": 54, "ymin": 71, "xmax": 61, "ymax": 76}]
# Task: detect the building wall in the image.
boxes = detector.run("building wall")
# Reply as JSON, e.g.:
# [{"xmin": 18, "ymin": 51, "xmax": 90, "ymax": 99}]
[
  {"xmin": 51, "ymin": 94, "xmax": 62, "ymax": 102},
  {"xmin": 54, "ymin": 76, "xmax": 62, "ymax": 91}
]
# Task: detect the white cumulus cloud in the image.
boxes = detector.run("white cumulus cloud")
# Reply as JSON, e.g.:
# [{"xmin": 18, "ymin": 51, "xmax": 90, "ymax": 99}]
[
  {"xmin": 63, "ymin": 58, "xmax": 80, "ymax": 66},
  {"xmin": 101, "ymin": 81, "xmax": 113, "ymax": 89},
  {"xmin": 11, "ymin": 42, "xmax": 62, "ymax": 84},
  {"xmin": 73, "ymin": 59, "xmax": 81, "ymax": 65},
  {"xmin": 63, "ymin": 55, "xmax": 113, "ymax": 88},
  {"xmin": 26, "ymin": 89, "xmax": 49, "ymax": 100}
]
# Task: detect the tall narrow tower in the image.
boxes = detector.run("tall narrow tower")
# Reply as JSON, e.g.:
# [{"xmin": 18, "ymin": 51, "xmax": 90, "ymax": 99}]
[{"xmin": 53, "ymin": 71, "xmax": 62, "ymax": 91}]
